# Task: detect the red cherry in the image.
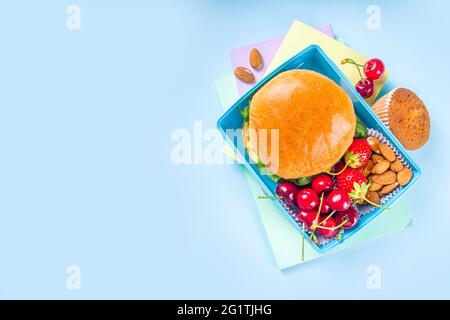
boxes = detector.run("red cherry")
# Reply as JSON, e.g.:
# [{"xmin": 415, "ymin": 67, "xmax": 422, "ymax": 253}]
[
  {"xmin": 364, "ymin": 58, "xmax": 385, "ymax": 80},
  {"xmin": 326, "ymin": 189, "xmax": 351, "ymax": 212},
  {"xmin": 311, "ymin": 174, "xmax": 334, "ymax": 194},
  {"xmin": 296, "ymin": 209, "xmax": 317, "ymax": 229},
  {"xmin": 355, "ymin": 78, "xmax": 374, "ymax": 98},
  {"xmin": 296, "ymin": 188, "xmax": 319, "ymax": 211},
  {"xmin": 320, "ymin": 201, "xmax": 332, "ymax": 214},
  {"xmin": 276, "ymin": 180, "xmax": 300, "ymax": 204},
  {"xmin": 316, "ymin": 216, "xmax": 338, "ymax": 238},
  {"xmin": 332, "ymin": 161, "xmax": 346, "ymax": 174},
  {"xmin": 334, "ymin": 206, "xmax": 359, "ymax": 229}
]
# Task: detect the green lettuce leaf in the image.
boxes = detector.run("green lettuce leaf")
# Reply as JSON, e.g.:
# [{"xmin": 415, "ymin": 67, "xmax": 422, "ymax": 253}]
[
  {"xmin": 256, "ymin": 159, "xmax": 282, "ymax": 183},
  {"xmin": 239, "ymin": 105, "xmax": 250, "ymax": 123},
  {"xmin": 292, "ymin": 176, "xmax": 313, "ymax": 186},
  {"xmin": 355, "ymin": 116, "xmax": 368, "ymax": 138},
  {"xmin": 257, "ymin": 160, "xmax": 315, "ymax": 185}
]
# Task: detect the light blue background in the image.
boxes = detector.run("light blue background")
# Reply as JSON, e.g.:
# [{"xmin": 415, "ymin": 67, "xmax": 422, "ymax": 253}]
[{"xmin": 0, "ymin": 0, "xmax": 448, "ymax": 299}]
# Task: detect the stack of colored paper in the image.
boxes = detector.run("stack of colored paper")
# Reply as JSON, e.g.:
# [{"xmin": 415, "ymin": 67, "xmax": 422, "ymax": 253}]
[{"xmin": 215, "ymin": 20, "xmax": 410, "ymax": 270}]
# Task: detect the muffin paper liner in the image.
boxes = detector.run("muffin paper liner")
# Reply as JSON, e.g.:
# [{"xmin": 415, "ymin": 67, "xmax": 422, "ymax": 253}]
[
  {"xmin": 356, "ymin": 128, "xmax": 410, "ymax": 214},
  {"xmin": 280, "ymin": 128, "xmax": 410, "ymax": 246},
  {"xmin": 370, "ymin": 88, "xmax": 399, "ymax": 129}
]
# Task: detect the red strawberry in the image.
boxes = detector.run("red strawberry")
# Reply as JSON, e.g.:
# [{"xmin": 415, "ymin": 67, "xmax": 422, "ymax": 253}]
[
  {"xmin": 336, "ymin": 167, "xmax": 386, "ymax": 208},
  {"xmin": 336, "ymin": 167, "xmax": 368, "ymax": 193},
  {"xmin": 336, "ymin": 167, "xmax": 378, "ymax": 206},
  {"xmin": 345, "ymin": 139, "xmax": 372, "ymax": 169}
]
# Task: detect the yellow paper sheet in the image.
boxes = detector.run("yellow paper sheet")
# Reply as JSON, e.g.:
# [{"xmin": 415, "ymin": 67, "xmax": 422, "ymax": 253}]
[{"xmin": 266, "ymin": 21, "xmax": 388, "ymax": 104}]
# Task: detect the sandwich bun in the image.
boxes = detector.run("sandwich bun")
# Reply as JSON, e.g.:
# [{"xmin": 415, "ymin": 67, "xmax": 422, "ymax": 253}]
[{"xmin": 247, "ymin": 69, "xmax": 356, "ymax": 179}]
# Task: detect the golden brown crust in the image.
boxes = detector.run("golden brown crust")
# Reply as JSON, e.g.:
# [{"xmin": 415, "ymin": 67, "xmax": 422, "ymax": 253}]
[
  {"xmin": 247, "ymin": 69, "xmax": 356, "ymax": 179},
  {"xmin": 388, "ymin": 88, "xmax": 430, "ymax": 150}
]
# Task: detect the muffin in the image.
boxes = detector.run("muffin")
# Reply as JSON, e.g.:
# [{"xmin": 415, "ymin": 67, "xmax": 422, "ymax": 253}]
[{"xmin": 371, "ymin": 88, "xmax": 430, "ymax": 150}]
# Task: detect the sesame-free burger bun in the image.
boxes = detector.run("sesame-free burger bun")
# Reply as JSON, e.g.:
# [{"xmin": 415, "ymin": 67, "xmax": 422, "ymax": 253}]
[{"xmin": 247, "ymin": 69, "xmax": 356, "ymax": 179}]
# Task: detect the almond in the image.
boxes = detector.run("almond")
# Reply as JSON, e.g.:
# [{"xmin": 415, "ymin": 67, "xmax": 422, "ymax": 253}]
[
  {"xmin": 234, "ymin": 66, "xmax": 255, "ymax": 83},
  {"xmin": 397, "ymin": 168, "xmax": 412, "ymax": 186},
  {"xmin": 370, "ymin": 170, "xmax": 397, "ymax": 185},
  {"xmin": 362, "ymin": 159, "xmax": 374, "ymax": 177},
  {"xmin": 380, "ymin": 182, "xmax": 399, "ymax": 195},
  {"xmin": 390, "ymin": 159, "xmax": 404, "ymax": 173},
  {"xmin": 367, "ymin": 191, "xmax": 380, "ymax": 205},
  {"xmin": 369, "ymin": 182, "xmax": 382, "ymax": 192},
  {"xmin": 249, "ymin": 48, "xmax": 263, "ymax": 70},
  {"xmin": 371, "ymin": 160, "xmax": 390, "ymax": 175},
  {"xmin": 379, "ymin": 143, "xmax": 396, "ymax": 162},
  {"xmin": 367, "ymin": 137, "xmax": 381, "ymax": 154},
  {"xmin": 371, "ymin": 154, "xmax": 385, "ymax": 163}
]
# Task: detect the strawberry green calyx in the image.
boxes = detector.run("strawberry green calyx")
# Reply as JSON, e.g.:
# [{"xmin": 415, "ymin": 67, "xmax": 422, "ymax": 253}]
[
  {"xmin": 345, "ymin": 151, "xmax": 362, "ymax": 168},
  {"xmin": 349, "ymin": 182, "xmax": 388, "ymax": 209},
  {"xmin": 349, "ymin": 181, "xmax": 369, "ymax": 201}
]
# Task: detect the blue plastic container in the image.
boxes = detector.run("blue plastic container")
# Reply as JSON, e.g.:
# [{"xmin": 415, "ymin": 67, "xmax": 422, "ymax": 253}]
[{"xmin": 217, "ymin": 45, "xmax": 421, "ymax": 253}]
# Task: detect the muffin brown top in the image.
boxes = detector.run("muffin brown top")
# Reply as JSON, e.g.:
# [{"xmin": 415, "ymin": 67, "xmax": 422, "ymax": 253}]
[{"xmin": 388, "ymin": 88, "xmax": 430, "ymax": 150}]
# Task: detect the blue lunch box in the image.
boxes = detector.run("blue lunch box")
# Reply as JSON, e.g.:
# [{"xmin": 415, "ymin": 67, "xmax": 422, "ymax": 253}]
[{"xmin": 217, "ymin": 45, "xmax": 421, "ymax": 253}]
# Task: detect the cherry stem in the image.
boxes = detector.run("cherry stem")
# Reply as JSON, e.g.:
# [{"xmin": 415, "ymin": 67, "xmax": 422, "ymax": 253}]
[
  {"xmin": 363, "ymin": 197, "xmax": 390, "ymax": 210},
  {"xmin": 308, "ymin": 194, "xmax": 324, "ymax": 242},
  {"xmin": 342, "ymin": 58, "xmax": 364, "ymax": 81},
  {"xmin": 313, "ymin": 234, "xmax": 319, "ymax": 245},
  {"xmin": 342, "ymin": 58, "xmax": 364, "ymax": 67},
  {"xmin": 319, "ymin": 210, "xmax": 337, "ymax": 226},
  {"xmin": 354, "ymin": 64, "xmax": 364, "ymax": 81},
  {"xmin": 325, "ymin": 162, "xmax": 348, "ymax": 176},
  {"xmin": 337, "ymin": 228, "xmax": 344, "ymax": 241},
  {"xmin": 316, "ymin": 218, "xmax": 349, "ymax": 231},
  {"xmin": 313, "ymin": 193, "xmax": 325, "ymax": 226},
  {"xmin": 301, "ymin": 223, "xmax": 305, "ymax": 262},
  {"xmin": 308, "ymin": 228, "xmax": 315, "ymax": 242},
  {"xmin": 257, "ymin": 195, "xmax": 282, "ymax": 199}
]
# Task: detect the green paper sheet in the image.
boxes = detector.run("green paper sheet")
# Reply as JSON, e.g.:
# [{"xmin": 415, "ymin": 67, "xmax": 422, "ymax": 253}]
[{"xmin": 215, "ymin": 75, "xmax": 412, "ymax": 270}]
